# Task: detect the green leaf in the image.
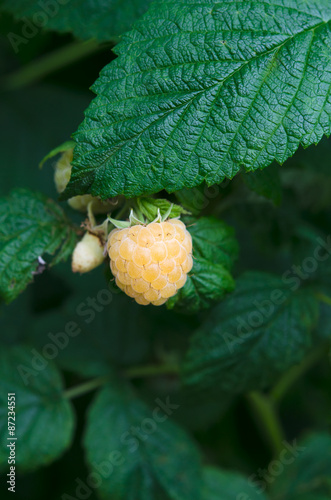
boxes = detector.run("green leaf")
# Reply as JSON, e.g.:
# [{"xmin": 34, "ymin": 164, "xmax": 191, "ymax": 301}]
[
  {"xmin": 201, "ymin": 466, "xmax": 268, "ymax": 500},
  {"xmin": 0, "ymin": 189, "xmax": 77, "ymax": 303},
  {"xmin": 188, "ymin": 217, "xmax": 238, "ymax": 270},
  {"xmin": 168, "ymin": 256, "xmax": 235, "ymax": 313},
  {"xmin": 168, "ymin": 216, "xmax": 237, "ymax": 312},
  {"xmin": 66, "ymin": 0, "xmax": 331, "ymax": 200},
  {"xmin": 269, "ymin": 433, "xmax": 331, "ymax": 500},
  {"xmin": 182, "ymin": 272, "xmax": 319, "ymax": 393},
  {"xmin": 39, "ymin": 140, "xmax": 75, "ymax": 169},
  {"xmin": 0, "ymin": 344, "xmax": 75, "ymax": 471},
  {"xmin": 84, "ymin": 381, "xmax": 202, "ymax": 500},
  {"xmin": 242, "ymin": 164, "xmax": 282, "ymax": 205},
  {"xmin": 0, "ymin": 0, "xmax": 152, "ymax": 42}
]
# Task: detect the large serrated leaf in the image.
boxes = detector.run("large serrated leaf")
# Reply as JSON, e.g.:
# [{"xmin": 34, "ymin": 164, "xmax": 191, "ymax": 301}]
[
  {"xmin": 0, "ymin": 0, "xmax": 152, "ymax": 42},
  {"xmin": 0, "ymin": 345, "xmax": 75, "ymax": 471},
  {"xmin": 0, "ymin": 189, "xmax": 77, "ymax": 303},
  {"xmin": 182, "ymin": 272, "xmax": 319, "ymax": 393},
  {"xmin": 66, "ymin": 0, "xmax": 331, "ymax": 199},
  {"xmin": 83, "ymin": 382, "xmax": 202, "ymax": 500}
]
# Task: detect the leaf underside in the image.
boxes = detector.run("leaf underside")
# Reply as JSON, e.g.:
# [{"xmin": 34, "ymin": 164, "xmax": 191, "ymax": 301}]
[{"xmin": 66, "ymin": 0, "xmax": 331, "ymax": 200}]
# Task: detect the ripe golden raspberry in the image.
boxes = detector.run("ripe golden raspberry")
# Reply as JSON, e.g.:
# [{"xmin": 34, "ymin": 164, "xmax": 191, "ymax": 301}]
[{"xmin": 107, "ymin": 219, "xmax": 193, "ymax": 306}]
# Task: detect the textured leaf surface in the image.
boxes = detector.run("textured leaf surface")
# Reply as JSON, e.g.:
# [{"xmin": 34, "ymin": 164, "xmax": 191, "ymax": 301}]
[
  {"xmin": 201, "ymin": 466, "xmax": 268, "ymax": 500},
  {"xmin": 0, "ymin": 189, "xmax": 77, "ymax": 303},
  {"xmin": 187, "ymin": 217, "xmax": 238, "ymax": 270},
  {"xmin": 0, "ymin": 0, "xmax": 152, "ymax": 41},
  {"xmin": 67, "ymin": 0, "xmax": 331, "ymax": 199},
  {"xmin": 182, "ymin": 272, "xmax": 319, "ymax": 392},
  {"xmin": 270, "ymin": 434, "xmax": 331, "ymax": 500},
  {"xmin": 167, "ymin": 256, "xmax": 235, "ymax": 313},
  {"xmin": 0, "ymin": 345, "xmax": 75, "ymax": 470},
  {"xmin": 84, "ymin": 382, "xmax": 202, "ymax": 500},
  {"xmin": 168, "ymin": 217, "xmax": 237, "ymax": 312}
]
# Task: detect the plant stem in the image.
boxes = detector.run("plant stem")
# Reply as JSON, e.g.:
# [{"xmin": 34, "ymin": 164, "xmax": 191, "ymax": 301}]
[
  {"xmin": 247, "ymin": 391, "xmax": 285, "ymax": 457},
  {"xmin": 123, "ymin": 363, "xmax": 180, "ymax": 379},
  {"xmin": 64, "ymin": 375, "xmax": 109, "ymax": 400},
  {"xmin": 269, "ymin": 342, "xmax": 329, "ymax": 404},
  {"xmin": 1, "ymin": 40, "xmax": 101, "ymax": 91},
  {"xmin": 316, "ymin": 292, "xmax": 331, "ymax": 307},
  {"xmin": 64, "ymin": 363, "xmax": 179, "ymax": 400}
]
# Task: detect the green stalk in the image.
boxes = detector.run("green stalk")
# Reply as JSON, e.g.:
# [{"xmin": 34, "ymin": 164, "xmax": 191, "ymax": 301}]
[
  {"xmin": 64, "ymin": 375, "xmax": 109, "ymax": 400},
  {"xmin": 1, "ymin": 40, "xmax": 101, "ymax": 91},
  {"xmin": 316, "ymin": 292, "xmax": 331, "ymax": 307},
  {"xmin": 270, "ymin": 342, "xmax": 329, "ymax": 404},
  {"xmin": 64, "ymin": 363, "xmax": 179, "ymax": 400},
  {"xmin": 123, "ymin": 363, "xmax": 179, "ymax": 379},
  {"xmin": 247, "ymin": 391, "xmax": 285, "ymax": 457}
]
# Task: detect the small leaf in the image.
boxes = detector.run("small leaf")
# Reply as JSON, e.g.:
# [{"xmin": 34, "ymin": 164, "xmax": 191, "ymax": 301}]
[
  {"xmin": 83, "ymin": 381, "xmax": 202, "ymax": 500},
  {"xmin": 201, "ymin": 466, "xmax": 268, "ymax": 500},
  {"xmin": 0, "ymin": 189, "xmax": 78, "ymax": 303},
  {"xmin": 39, "ymin": 140, "xmax": 75, "ymax": 169},
  {"xmin": 0, "ymin": 344, "xmax": 75, "ymax": 471},
  {"xmin": 270, "ymin": 433, "xmax": 331, "ymax": 500},
  {"xmin": 182, "ymin": 272, "xmax": 319, "ymax": 393}
]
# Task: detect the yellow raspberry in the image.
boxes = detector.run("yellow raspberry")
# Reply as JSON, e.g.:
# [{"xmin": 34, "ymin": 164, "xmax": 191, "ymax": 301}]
[{"xmin": 108, "ymin": 219, "xmax": 193, "ymax": 306}]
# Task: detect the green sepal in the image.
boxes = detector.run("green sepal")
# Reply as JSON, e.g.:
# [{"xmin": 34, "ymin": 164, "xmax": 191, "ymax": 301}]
[
  {"xmin": 137, "ymin": 197, "xmax": 189, "ymax": 223},
  {"xmin": 39, "ymin": 140, "xmax": 75, "ymax": 168}
]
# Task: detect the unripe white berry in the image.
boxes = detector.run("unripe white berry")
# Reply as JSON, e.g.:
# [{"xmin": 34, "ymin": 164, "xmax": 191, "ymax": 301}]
[
  {"xmin": 54, "ymin": 149, "xmax": 112, "ymax": 214},
  {"xmin": 72, "ymin": 233, "xmax": 105, "ymax": 273}
]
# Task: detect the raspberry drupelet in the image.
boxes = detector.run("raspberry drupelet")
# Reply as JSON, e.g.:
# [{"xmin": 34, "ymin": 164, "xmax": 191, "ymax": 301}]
[{"xmin": 107, "ymin": 219, "xmax": 193, "ymax": 306}]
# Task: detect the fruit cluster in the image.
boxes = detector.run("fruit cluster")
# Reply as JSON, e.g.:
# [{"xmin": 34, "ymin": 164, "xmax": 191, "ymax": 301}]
[{"xmin": 107, "ymin": 219, "xmax": 193, "ymax": 306}]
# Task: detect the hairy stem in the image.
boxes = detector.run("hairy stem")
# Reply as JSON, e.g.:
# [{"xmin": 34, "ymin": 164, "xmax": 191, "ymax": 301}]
[{"xmin": 247, "ymin": 391, "xmax": 285, "ymax": 457}]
